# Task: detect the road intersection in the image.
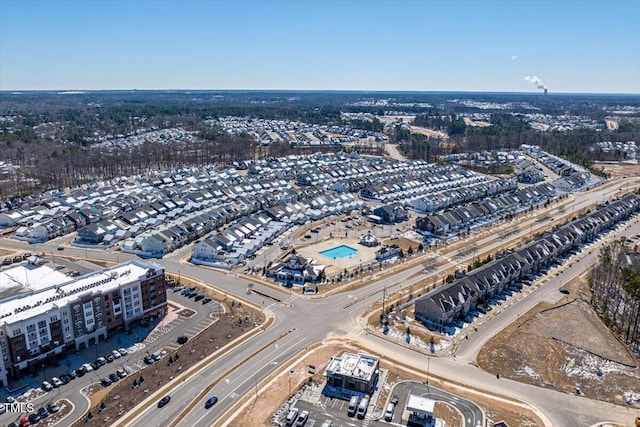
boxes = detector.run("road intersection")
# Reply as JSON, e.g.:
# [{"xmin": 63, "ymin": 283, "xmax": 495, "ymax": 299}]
[{"xmin": 0, "ymin": 177, "xmax": 638, "ymax": 426}]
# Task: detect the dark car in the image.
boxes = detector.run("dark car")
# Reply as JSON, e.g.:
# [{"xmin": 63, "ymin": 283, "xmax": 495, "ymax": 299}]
[
  {"xmin": 144, "ymin": 356, "xmax": 155, "ymax": 365},
  {"xmin": 90, "ymin": 361, "xmax": 100, "ymax": 371},
  {"xmin": 47, "ymin": 403, "xmax": 60, "ymax": 414},
  {"xmin": 177, "ymin": 336, "xmax": 188, "ymax": 345},
  {"xmin": 37, "ymin": 407, "xmax": 49, "ymax": 418},
  {"xmin": 75, "ymin": 368, "xmax": 86, "ymax": 377},
  {"xmin": 157, "ymin": 395, "xmax": 171, "ymax": 408},
  {"xmin": 100, "ymin": 378, "xmax": 112, "ymax": 387},
  {"xmin": 187, "ymin": 292, "xmax": 196, "ymax": 298},
  {"xmin": 67, "ymin": 370, "xmax": 77, "ymax": 379},
  {"xmin": 28, "ymin": 413, "xmax": 40, "ymax": 424},
  {"xmin": 202, "ymin": 297, "xmax": 212, "ymax": 304},
  {"xmin": 204, "ymin": 396, "xmax": 218, "ymax": 409},
  {"xmin": 59, "ymin": 374, "xmax": 70, "ymax": 384},
  {"xmin": 105, "ymin": 354, "xmax": 115, "ymax": 363},
  {"xmin": 109, "ymin": 373, "xmax": 120, "ymax": 383},
  {"xmin": 8, "ymin": 422, "xmax": 19, "ymax": 427},
  {"xmin": 194, "ymin": 294, "xmax": 205, "ymax": 301}
]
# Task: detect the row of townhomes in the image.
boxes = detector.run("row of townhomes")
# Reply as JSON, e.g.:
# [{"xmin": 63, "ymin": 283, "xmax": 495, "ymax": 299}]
[
  {"xmin": 0, "ymin": 154, "xmax": 497, "ymax": 261},
  {"xmin": 0, "ymin": 153, "xmax": 571, "ymax": 265},
  {"xmin": 215, "ymin": 116, "xmax": 388, "ymax": 146},
  {"xmin": 415, "ymin": 182, "xmax": 557, "ymax": 236},
  {"xmin": 521, "ymin": 144, "xmax": 601, "ymax": 191},
  {"xmin": 415, "ymin": 194, "xmax": 640, "ymax": 331},
  {"xmin": 0, "ymin": 260, "xmax": 166, "ymax": 385}
]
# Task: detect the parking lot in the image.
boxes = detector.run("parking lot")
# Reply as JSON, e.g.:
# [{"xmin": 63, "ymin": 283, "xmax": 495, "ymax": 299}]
[
  {"xmin": 0, "ymin": 291, "xmax": 222, "ymax": 405},
  {"xmin": 282, "ymin": 377, "xmax": 483, "ymax": 427}
]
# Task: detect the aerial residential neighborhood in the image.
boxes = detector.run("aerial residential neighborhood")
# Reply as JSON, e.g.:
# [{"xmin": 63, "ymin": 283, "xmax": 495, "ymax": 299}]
[{"xmin": 1, "ymin": 1, "xmax": 640, "ymax": 426}]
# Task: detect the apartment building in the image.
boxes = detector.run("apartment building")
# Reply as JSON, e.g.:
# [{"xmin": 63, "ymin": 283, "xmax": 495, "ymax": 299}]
[{"xmin": 0, "ymin": 260, "xmax": 166, "ymax": 384}]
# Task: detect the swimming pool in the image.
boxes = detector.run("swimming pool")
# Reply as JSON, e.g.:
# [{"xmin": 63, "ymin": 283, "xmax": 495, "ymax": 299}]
[{"xmin": 320, "ymin": 245, "xmax": 358, "ymax": 259}]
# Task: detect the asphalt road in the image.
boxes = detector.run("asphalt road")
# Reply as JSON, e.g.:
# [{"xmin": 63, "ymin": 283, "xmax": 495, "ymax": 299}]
[{"xmin": 0, "ymin": 177, "xmax": 638, "ymax": 427}]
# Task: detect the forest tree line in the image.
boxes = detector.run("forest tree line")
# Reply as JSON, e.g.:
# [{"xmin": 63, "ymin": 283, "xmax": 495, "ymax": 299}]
[{"xmin": 590, "ymin": 239, "xmax": 640, "ymax": 354}]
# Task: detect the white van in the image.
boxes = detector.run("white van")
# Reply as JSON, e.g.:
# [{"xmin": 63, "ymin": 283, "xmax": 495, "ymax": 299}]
[
  {"xmin": 384, "ymin": 402, "xmax": 395, "ymax": 421},
  {"xmin": 357, "ymin": 396, "xmax": 370, "ymax": 419},
  {"xmin": 347, "ymin": 395, "xmax": 359, "ymax": 417},
  {"xmin": 285, "ymin": 407, "xmax": 299, "ymax": 426}
]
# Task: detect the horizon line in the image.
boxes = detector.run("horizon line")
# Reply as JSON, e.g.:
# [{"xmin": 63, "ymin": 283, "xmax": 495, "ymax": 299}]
[{"xmin": 1, "ymin": 88, "xmax": 639, "ymax": 96}]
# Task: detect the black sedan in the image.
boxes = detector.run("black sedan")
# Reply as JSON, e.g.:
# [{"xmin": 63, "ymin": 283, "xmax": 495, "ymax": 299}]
[{"xmin": 157, "ymin": 395, "xmax": 171, "ymax": 408}]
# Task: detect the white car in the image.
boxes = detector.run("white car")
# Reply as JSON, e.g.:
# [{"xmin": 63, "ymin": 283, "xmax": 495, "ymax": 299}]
[
  {"xmin": 118, "ymin": 347, "xmax": 128, "ymax": 356},
  {"xmin": 51, "ymin": 377, "xmax": 63, "ymax": 388},
  {"xmin": 41, "ymin": 381, "xmax": 53, "ymax": 391},
  {"xmin": 82, "ymin": 363, "xmax": 93, "ymax": 372},
  {"xmin": 112, "ymin": 350, "xmax": 122, "ymax": 359}
]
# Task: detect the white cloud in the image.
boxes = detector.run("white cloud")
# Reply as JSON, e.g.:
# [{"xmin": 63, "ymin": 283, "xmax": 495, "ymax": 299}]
[{"xmin": 511, "ymin": 55, "xmax": 518, "ymax": 60}]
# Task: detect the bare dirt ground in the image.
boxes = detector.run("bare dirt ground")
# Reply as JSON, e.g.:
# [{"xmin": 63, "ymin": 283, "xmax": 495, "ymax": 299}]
[
  {"xmin": 463, "ymin": 117, "xmax": 491, "ymax": 127},
  {"xmin": 593, "ymin": 161, "xmax": 640, "ymax": 178},
  {"xmin": 71, "ymin": 300, "xmax": 263, "ymax": 426},
  {"xmin": 477, "ymin": 272, "xmax": 640, "ymax": 407},
  {"xmin": 225, "ymin": 341, "xmax": 541, "ymax": 427}
]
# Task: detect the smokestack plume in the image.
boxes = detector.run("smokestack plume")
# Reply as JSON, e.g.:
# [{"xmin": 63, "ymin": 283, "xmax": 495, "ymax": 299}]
[{"xmin": 524, "ymin": 75, "xmax": 548, "ymax": 94}]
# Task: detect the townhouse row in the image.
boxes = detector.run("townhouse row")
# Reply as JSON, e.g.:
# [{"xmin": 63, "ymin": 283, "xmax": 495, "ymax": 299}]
[{"xmin": 415, "ymin": 194, "xmax": 640, "ymax": 329}]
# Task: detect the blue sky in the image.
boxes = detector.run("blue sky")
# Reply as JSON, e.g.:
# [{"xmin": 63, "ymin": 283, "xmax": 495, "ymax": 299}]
[{"xmin": 1, "ymin": 0, "xmax": 639, "ymax": 93}]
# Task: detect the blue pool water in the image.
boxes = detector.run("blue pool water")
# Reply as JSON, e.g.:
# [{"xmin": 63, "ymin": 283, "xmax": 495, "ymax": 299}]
[{"xmin": 320, "ymin": 245, "xmax": 358, "ymax": 259}]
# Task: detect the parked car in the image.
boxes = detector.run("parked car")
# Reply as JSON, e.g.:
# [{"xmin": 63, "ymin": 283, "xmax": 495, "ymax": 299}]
[
  {"xmin": 101, "ymin": 378, "xmax": 112, "ymax": 387},
  {"xmin": 59, "ymin": 374, "xmax": 71, "ymax": 384},
  {"xmin": 37, "ymin": 407, "xmax": 49, "ymax": 418},
  {"xmin": 41, "ymin": 381, "xmax": 53, "ymax": 391},
  {"xmin": 67, "ymin": 370, "xmax": 77, "ymax": 379},
  {"xmin": 177, "ymin": 336, "xmax": 188, "ymax": 345},
  {"xmin": 96, "ymin": 357, "xmax": 107, "ymax": 366},
  {"xmin": 118, "ymin": 347, "xmax": 128, "ymax": 356},
  {"xmin": 105, "ymin": 354, "xmax": 115, "ymax": 363},
  {"xmin": 157, "ymin": 395, "xmax": 171, "ymax": 408},
  {"xmin": 187, "ymin": 292, "xmax": 197, "ymax": 298},
  {"xmin": 19, "ymin": 417, "xmax": 30, "ymax": 427},
  {"xmin": 75, "ymin": 368, "xmax": 86, "ymax": 377},
  {"xmin": 204, "ymin": 396, "xmax": 218, "ymax": 409},
  {"xmin": 90, "ymin": 361, "xmax": 100, "ymax": 371},
  {"xmin": 27, "ymin": 413, "xmax": 40, "ymax": 424},
  {"xmin": 6, "ymin": 396, "xmax": 16, "ymax": 403},
  {"xmin": 152, "ymin": 351, "xmax": 162, "ymax": 361},
  {"xmin": 144, "ymin": 356, "xmax": 155, "ymax": 365},
  {"xmin": 295, "ymin": 410, "xmax": 309, "ymax": 426},
  {"xmin": 109, "ymin": 373, "xmax": 120, "ymax": 383},
  {"xmin": 194, "ymin": 294, "xmax": 205, "ymax": 301},
  {"xmin": 50, "ymin": 377, "xmax": 63, "ymax": 388},
  {"xmin": 202, "ymin": 298, "xmax": 212, "ymax": 304},
  {"xmin": 47, "ymin": 403, "xmax": 60, "ymax": 414},
  {"xmin": 116, "ymin": 368, "xmax": 127, "ymax": 378},
  {"xmin": 111, "ymin": 350, "xmax": 122, "ymax": 359}
]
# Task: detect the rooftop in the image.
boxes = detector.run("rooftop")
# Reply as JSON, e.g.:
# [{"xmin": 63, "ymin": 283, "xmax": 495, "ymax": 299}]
[
  {"xmin": 0, "ymin": 260, "xmax": 161, "ymax": 325},
  {"xmin": 325, "ymin": 352, "xmax": 379, "ymax": 381}
]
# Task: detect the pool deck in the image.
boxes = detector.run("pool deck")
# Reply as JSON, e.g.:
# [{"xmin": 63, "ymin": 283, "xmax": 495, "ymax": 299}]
[{"xmin": 296, "ymin": 237, "xmax": 379, "ymax": 275}]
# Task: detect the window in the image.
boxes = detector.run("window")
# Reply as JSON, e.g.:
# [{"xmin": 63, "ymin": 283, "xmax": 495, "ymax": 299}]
[
  {"xmin": 64, "ymin": 327, "xmax": 70, "ymax": 333},
  {"xmin": 63, "ymin": 318, "xmax": 69, "ymax": 325},
  {"xmin": 50, "ymin": 315, "xmax": 58, "ymax": 322},
  {"xmin": 27, "ymin": 325, "xmax": 35, "ymax": 333},
  {"xmin": 12, "ymin": 329, "xmax": 22, "ymax": 337}
]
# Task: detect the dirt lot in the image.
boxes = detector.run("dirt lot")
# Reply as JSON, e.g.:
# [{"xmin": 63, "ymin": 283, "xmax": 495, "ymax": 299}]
[
  {"xmin": 71, "ymin": 300, "xmax": 264, "ymax": 427},
  {"xmin": 593, "ymin": 161, "xmax": 640, "ymax": 178},
  {"xmin": 224, "ymin": 340, "xmax": 541, "ymax": 427},
  {"xmin": 477, "ymin": 272, "xmax": 640, "ymax": 406}
]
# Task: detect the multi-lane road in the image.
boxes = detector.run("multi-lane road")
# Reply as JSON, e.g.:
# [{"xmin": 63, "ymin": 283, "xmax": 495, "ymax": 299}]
[{"xmin": 1, "ymin": 177, "xmax": 638, "ymax": 427}]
